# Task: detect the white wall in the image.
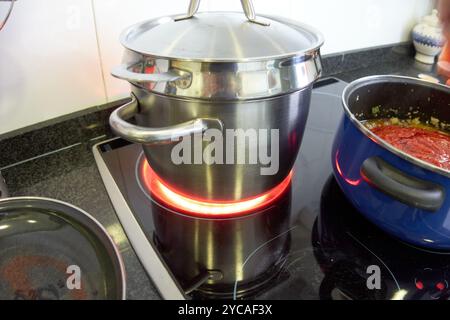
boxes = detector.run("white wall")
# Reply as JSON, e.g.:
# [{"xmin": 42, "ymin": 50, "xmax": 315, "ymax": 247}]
[{"xmin": 0, "ymin": 0, "xmax": 436, "ymax": 135}]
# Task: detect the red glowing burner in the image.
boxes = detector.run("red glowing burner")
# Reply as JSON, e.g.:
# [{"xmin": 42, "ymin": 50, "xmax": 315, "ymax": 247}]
[{"xmin": 140, "ymin": 160, "xmax": 292, "ymax": 218}]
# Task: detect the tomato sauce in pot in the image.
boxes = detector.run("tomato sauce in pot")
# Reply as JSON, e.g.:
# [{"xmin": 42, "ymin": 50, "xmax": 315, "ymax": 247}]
[{"xmin": 365, "ymin": 119, "xmax": 450, "ymax": 171}]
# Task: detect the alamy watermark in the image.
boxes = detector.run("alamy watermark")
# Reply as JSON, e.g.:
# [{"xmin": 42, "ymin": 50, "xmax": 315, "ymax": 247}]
[
  {"xmin": 366, "ymin": 265, "xmax": 381, "ymax": 290},
  {"xmin": 66, "ymin": 265, "xmax": 81, "ymax": 290},
  {"xmin": 171, "ymin": 128, "xmax": 280, "ymax": 176}
]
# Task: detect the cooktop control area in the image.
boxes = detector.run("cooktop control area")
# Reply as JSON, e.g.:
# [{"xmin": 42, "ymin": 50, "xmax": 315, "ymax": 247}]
[{"xmin": 94, "ymin": 78, "xmax": 450, "ymax": 300}]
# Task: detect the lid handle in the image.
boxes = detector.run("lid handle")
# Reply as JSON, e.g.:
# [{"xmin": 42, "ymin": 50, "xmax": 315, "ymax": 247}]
[{"xmin": 175, "ymin": 0, "xmax": 270, "ymax": 26}]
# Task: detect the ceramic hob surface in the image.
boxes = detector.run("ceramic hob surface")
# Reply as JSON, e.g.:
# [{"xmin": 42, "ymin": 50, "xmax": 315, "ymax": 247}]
[{"xmin": 94, "ymin": 78, "xmax": 450, "ymax": 300}]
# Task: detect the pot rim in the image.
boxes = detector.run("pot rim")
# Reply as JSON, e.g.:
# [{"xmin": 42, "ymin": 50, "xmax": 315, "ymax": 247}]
[
  {"xmin": 342, "ymin": 74, "xmax": 450, "ymax": 179},
  {"xmin": 129, "ymin": 82, "xmax": 312, "ymax": 102}
]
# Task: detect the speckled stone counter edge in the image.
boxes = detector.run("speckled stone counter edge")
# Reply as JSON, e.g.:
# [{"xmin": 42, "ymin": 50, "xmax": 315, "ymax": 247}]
[{"xmin": 0, "ymin": 42, "xmax": 414, "ymax": 169}]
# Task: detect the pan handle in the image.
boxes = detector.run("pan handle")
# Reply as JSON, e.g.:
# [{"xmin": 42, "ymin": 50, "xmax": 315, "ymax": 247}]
[
  {"xmin": 0, "ymin": 0, "xmax": 15, "ymax": 32},
  {"xmin": 109, "ymin": 94, "xmax": 223, "ymax": 145},
  {"xmin": 360, "ymin": 157, "xmax": 445, "ymax": 212},
  {"xmin": 111, "ymin": 64, "xmax": 190, "ymax": 84},
  {"xmin": 0, "ymin": 172, "xmax": 9, "ymax": 199},
  {"xmin": 175, "ymin": 0, "xmax": 270, "ymax": 26}
]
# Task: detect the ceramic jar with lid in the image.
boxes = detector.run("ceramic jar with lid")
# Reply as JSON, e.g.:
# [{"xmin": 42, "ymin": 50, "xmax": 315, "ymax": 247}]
[{"xmin": 412, "ymin": 9, "xmax": 446, "ymax": 64}]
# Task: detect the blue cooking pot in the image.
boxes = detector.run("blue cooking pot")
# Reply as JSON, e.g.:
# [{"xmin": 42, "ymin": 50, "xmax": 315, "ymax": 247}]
[{"xmin": 332, "ymin": 75, "xmax": 450, "ymax": 250}]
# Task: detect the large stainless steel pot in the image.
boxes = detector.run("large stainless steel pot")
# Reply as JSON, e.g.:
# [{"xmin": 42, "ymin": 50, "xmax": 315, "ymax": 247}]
[{"xmin": 110, "ymin": 0, "xmax": 323, "ymax": 201}]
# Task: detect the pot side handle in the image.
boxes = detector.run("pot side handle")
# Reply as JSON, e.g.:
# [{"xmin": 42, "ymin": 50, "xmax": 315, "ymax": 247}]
[
  {"xmin": 109, "ymin": 94, "xmax": 223, "ymax": 145},
  {"xmin": 360, "ymin": 157, "xmax": 445, "ymax": 212}
]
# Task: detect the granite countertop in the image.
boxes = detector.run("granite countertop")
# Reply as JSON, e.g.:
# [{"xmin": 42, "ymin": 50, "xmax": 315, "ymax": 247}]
[{"xmin": 0, "ymin": 45, "xmax": 443, "ymax": 300}]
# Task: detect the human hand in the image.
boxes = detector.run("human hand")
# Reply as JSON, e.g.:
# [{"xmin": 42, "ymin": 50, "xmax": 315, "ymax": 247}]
[{"xmin": 438, "ymin": 0, "xmax": 450, "ymax": 38}]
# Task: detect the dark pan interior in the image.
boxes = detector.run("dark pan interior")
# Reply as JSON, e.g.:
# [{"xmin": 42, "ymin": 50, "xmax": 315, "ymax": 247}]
[{"xmin": 347, "ymin": 80, "xmax": 450, "ymax": 132}]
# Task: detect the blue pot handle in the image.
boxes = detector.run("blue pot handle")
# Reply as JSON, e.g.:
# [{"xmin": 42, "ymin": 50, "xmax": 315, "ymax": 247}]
[{"xmin": 361, "ymin": 157, "xmax": 445, "ymax": 212}]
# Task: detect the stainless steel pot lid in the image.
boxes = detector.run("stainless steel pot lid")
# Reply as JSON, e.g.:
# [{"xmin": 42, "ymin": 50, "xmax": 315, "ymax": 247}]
[
  {"xmin": 121, "ymin": 10, "xmax": 323, "ymax": 62},
  {"xmin": 0, "ymin": 197, "xmax": 126, "ymax": 300},
  {"xmin": 112, "ymin": 0, "xmax": 324, "ymax": 99}
]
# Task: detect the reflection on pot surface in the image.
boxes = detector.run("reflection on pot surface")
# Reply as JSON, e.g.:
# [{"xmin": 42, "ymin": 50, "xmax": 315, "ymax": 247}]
[{"xmin": 137, "ymin": 157, "xmax": 293, "ymax": 298}]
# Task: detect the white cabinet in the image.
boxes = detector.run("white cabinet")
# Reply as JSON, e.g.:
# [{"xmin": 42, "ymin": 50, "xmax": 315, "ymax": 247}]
[
  {"xmin": 92, "ymin": 0, "xmax": 188, "ymax": 102},
  {"xmin": 0, "ymin": 0, "xmax": 105, "ymax": 135}
]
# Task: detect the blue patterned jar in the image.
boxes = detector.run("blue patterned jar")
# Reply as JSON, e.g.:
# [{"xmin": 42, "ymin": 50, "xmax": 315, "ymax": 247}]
[{"xmin": 412, "ymin": 9, "xmax": 445, "ymax": 64}]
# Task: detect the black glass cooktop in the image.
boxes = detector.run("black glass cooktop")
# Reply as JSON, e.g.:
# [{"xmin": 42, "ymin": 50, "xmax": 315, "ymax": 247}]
[{"xmin": 94, "ymin": 78, "xmax": 450, "ymax": 300}]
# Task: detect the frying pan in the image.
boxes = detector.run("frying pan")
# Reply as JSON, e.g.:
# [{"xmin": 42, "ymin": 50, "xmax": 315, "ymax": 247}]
[{"xmin": 0, "ymin": 174, "xmax": 126, "ymax": 300}]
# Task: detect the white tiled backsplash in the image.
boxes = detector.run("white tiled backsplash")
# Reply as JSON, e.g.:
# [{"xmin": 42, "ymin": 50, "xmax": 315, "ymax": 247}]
[{"xmin": 0, "ymin": 0, "xmax": 436, "ymax": 135}]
